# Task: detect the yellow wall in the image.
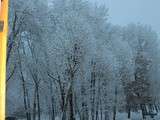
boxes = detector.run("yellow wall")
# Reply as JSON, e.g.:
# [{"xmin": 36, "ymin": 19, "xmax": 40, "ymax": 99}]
[{"xmin": 0, "ymin": 0, "xmax": 9, "ymax": 119}]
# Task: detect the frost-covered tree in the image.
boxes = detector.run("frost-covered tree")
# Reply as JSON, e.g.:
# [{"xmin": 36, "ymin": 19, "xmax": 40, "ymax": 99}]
[{"xmin": 7, "ymin": 0, "xmax": 160, "ymax": 120}]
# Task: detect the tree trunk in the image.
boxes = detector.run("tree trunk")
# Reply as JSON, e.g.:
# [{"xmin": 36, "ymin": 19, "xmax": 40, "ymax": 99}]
[
  {"xmin": 18, "ymin": 49, "xmax": 31, "ymax": 120},
  {"xmin": 104, "ymin": 111, "xmax": 109, "ymax": 120},
  {"xmin": 81, "ymin": 84, "xmax": 88, "ymax": 120},
  {"xmin": 56, "ymin": 75, "xmax": 65, "ymax": 112},
  {"xmin": 50, "ymin": 81, "xmax": 55, "ymax": 120},
  {"xmin": 74, "ymin": 94, "xmax": 82, "ymax": 120},
  {"xmin": 113, "ymin": 86, "xmax": 117, "ymax": 120},
  {"xmin": 26, "ymin": 87, "xmax": 31, "ymax": 120},
  {"xmin": 100, "ymin": 103, "xmax": 103, "ymax": 120},
  {"xmin": 69, "ymin": 88, "xmax": 75, "ymax": 120},
  {"xmin": 113, "ymin": 106, "xmax": 116, "ymax": 120},
  {"xmin": 95, "ymin": 96, "xmax": 99, "ymax": 120},
  {"xmin": 62, "ymin": 84, "xmax": 72, "ymax": 120},
  {"xmin": 140, "ymin": 104, "xmax": 145, "ymax": 120},
  {"xmin": 33, "ymin": 89, "xmax": 37, "ymax": 120},
  {"xmin": 36, "ymin": 85, "xmax": 41, "ymax": 120},
  {"xmin": 51, "ymin": 96, "xmax": 55, "ymax": 120},
  {"xmin": 90, "ymin": 63, "xmax": 96, "ymax": 120},
  {"xmin": 127, "ymin": 107, "xmax": 131, "ymax": 119},
  {"xmin": 21, "ymin": 75, "xmax": 30, "ymax": 120},
  {"xmin": 95, "ymin": 108, "xmax": 99, "ymax": 120}
]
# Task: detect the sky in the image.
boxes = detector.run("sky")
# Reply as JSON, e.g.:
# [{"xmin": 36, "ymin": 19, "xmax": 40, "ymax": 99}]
[{"xmin": 92, "ymin": 0, "xmax": 160, "ymax": 34}]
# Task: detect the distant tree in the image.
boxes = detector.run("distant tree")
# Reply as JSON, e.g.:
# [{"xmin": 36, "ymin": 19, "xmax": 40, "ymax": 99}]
[{"xmin": 125, "ymin": 43, "xmax": 152, "ymax": 119}]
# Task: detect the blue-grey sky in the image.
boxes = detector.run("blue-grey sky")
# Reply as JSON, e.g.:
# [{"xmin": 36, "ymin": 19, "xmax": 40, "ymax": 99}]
[{"xmin": 92, "ymin": 0, "xmax": 160, "ymax": 34}]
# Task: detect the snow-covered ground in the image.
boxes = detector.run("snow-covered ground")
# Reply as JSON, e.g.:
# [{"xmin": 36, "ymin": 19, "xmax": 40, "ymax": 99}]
[
  {"xmin": 18, "ymin": 112, "xmax": 160, "ymax": 120},
  {"xmin": 116, "ymin": 112, "xmax": 160, "ymax": 120},
  {"xmin": 116, "ymin": 112, "xmax": 141, "ymax": 120}
]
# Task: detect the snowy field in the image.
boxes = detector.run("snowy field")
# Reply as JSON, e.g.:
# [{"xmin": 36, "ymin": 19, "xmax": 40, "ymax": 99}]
[
  {"xmin": 116, "ymin": 112, "xmax": 159, "ymax": 120},
  {"xmin": 18, "ymin": 112, "xmax": 160, "ymax": 120},
  {"xmin": 116, "ymin": 112, "xmax": 160, "ymax": 120}
]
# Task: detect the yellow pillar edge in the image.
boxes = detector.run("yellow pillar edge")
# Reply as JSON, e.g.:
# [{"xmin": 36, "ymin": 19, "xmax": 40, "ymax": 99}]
[{"xmin": 0, "ymin": 0, "xmax": 9, "ymax": 120}]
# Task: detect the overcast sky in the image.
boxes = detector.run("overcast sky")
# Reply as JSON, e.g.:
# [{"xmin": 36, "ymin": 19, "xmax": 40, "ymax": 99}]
[{"xmin": 92, "ymin": 0, "xmax": 160, "ymax": 34}]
